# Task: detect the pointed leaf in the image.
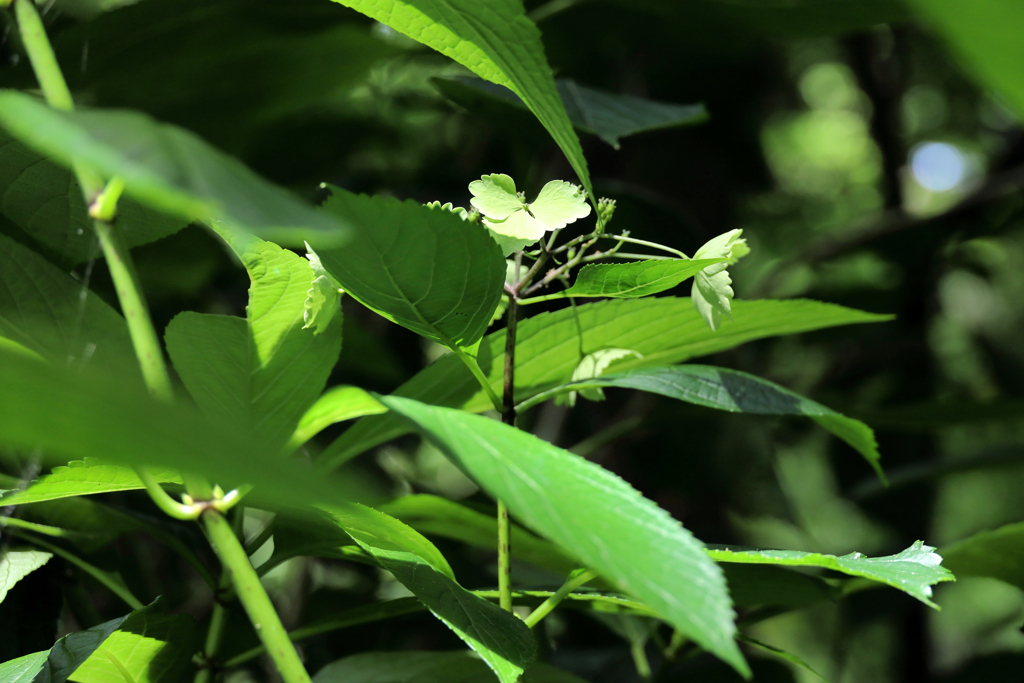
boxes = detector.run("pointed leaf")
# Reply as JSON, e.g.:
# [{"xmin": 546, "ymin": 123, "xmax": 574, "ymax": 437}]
[
  {"xmin": 563, "ymin": 259, "xmax": 724, "ymax": 299},
  {"xmin": 378, "ymin": 395, "xmax": 749, "ymax": 677},
  {"xmin": 0, "ymin": 132, "xmax": 185, "ymax": 264},
  {"xmin": 0, "ymin": 91, "xmax": 348, "ymax": 246},
  {"xmin": 0, "ymin": 233, "xmax": 139, "ymax": 378},
  {"xmin": 68, "ymin": 603, "xmax": 196, "ymax": 683},
  {"xmin": 0, "ymin": 550, "xmax": 51, "ymax": 605},
  {"xmin": 0, "ymin": 613, "xmax": 130, "ymax": 683},
  {"xmin": 320, "ymin": 504, "xmax": 536, "ymax": 682},
  {"xmin": 321, "ymin": 298, "xmax": 892, "ymax": 467},
  {"xmin": 332, "ymin": 0, "xmax": 591, "ymax": 194},
  {"xmin": 0, "ymin": 459, "xmax": 181, "ymax": 506},
  {"xmin": 316, "ymin": 187, "xmax": 504, "ymax": 349},
  {"xmin": 526, "ymin": 365, "xmax": 882, "ymax": 478},
  {"xmin": 165, "ymin": 235, "xmax": 342, "ymax": 450},
  {"xmin": 941, "ymin": 521, "xmax": 1024, "ymax": 591},
  {"xmin": 314, "ymin": 651, "xmax": 585, "ymax": 683},
  {"xmin": 707, "ymin": 541, "xmax": 954, "ymax": 608},
  {"xmin": 291, "ymin": 386, "xmax": 386, "ymax": 447}
]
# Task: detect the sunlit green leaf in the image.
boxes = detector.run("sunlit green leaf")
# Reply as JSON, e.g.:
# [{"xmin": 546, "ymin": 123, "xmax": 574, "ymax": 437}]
[
  {"xmin": 941, "ymin": 521, "xmax": 1024, "ymax": 591},
  {"xmin": 303, "ymin": 243, "xmax": 344, "ymax": 335},
  {"xmin": 562, "ymin": 259, "xmax": 724, "ymax": 299},
  {"xmin": 708, "ymin": 541, "xmax": 954, "ymax": 608},
  {"xmin": 0, "ymin": 233, "xmax": 139, "ymax": 378},
  {"xmin": 0, "ymin": 459, "xmax": 181, "ymax": 506},
  {"xmin": 69, "ymin": 603, "xmax": 196, "ymax": 683},
  {"xmin": 0, "ymin": 613, "xmax": 129, "ymax": 683},
  {"xmin": 316, "ymin": 187, "xmax": 504, "ymax": 350},
  {"xmin": 0, "ymin": 550, "xmax": 51, "ymax": 605},
  {"xmin": 291, "ymin": 386, "xmax": 386, "ymax": 448},
  {"xmin": 691, "ymin": 229, "xmax": 750, "ymax": 330},
  {"xmin": 332, "ymin": 0, "xmax": 591, "ymax": 194},
  {"xmin": 0, "ymin": 132, "xmax": 185, "ymax": 264},
  {"xmin": 313, "ymin": 651, "xmax": 586, "ymax": 683},
  {"xmin": 379, "ymin": 395, "xmax": 749, "ymax": 677},
  {"xmin": 556, "ymin": 349, "xmax": 641, "ymax": 407},
  {"xmin": 469, "ymin": 174, "xmax": 591, "ymax": 252},
  {"xmin": 0, "ymin": 91, "xmax": 348, "ymax": 246},
  {"xmin": 525, "ymin": 365, "xmax": 883, "ymax": 478},
  {"xmin": 321, "ymin": 298, "xmax": 892, "ymax": 467}
]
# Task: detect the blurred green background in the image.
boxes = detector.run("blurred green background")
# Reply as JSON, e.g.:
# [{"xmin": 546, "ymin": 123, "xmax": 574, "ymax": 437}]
[{"xmin": 3, "ymin": 0, "xmax": 1024, "ymax": 681}]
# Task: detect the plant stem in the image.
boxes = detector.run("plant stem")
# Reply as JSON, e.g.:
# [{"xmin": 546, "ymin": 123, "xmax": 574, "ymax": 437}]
[
  {"xmin": 204, "ymin": 509, "xmax": 311, "ymax": 683},
  {"xmin": 137, "ymin": 469, "xmax": 199, "ymax": 520},
  {"xmin": 523, "ymin": 569, "xmax": 597, "ymax": 627},
  {"xmin": 496, "ymin": 292, "xmax": 520, "ymax": 613},
  {"xmin": 14, "ymin": 0, "xmax": 74, "ymax": 112},
  {"xmin": 602, "ymin": 234, "xmax": 688, "ymax": 258},
  {"xmin": 194, "ymin": 512, "xmax": 243, "ymax": 683},
  {"xmin": 517, "ymin": 291, "xmax": 569, "ymax": 306},
  {"xmin": 450, "ymin": 345, "xmax": 504, "ymax": 413}
]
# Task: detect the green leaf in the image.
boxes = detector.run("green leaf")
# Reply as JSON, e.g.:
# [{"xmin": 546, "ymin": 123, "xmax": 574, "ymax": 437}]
[
  {"xmin": 67, "ymin": 603, "xmax": 196, "ymax": 683},
  {"xmin": 556, "ymin": 349, "xmax": 642, "ymax": 407},
  {"xmin": 0, "ymin": 550, "xmax": 51, "ymax": 605},
  {"xmin": 0, "ymin": 349, "xmax": 374, "ymax": 513},
  {"xmin": 313, "ymin": 651, "xmax": 586, "ymax": 683},
  {"xmin": 378, "ymin": 395, "xmax": 749, "ymax": 677},
  {"xmin": 707, "ymin": 541, "xmax": 954, "ymax": 608},
  {"xmin": 0, "ymin": 131, "xmax": 185, "ymax": 264},
  {"xmin": 0, "ymin": 459, "xmax": 181, "ymax": 506},
  {"xmin": 562, "ymin": 259, "xmax": 724, "ymax": 299},
  {"xmin": 941, "ymin": 521, "xmax": 1024, "ymax": 591},
  {"xmin": 291, "ymin": 386, "xmax": 386, "ymax": 448},
  {"xmin": 527, "ymin": 365, "xmax": 883, "ymax": 478},
  {"xmin": 0, "ymin": 613, "xmax": 130, "ymax": 683},
  {"xmin": 736, "ymin": 635, "xmax": 828, "ymax": 682},
  {"xmin": 303, "ymin": 243, "xmax": 344, "ymax": 335},
  {"xmin": 436, "ymin": 76, "xmax": 708, "ymax": 149},
  {"xmin": 332, "ymin": 0, "xmax": 591, "ymax": 194},
  {"xmin": 691, "ymin": 229, "xmax": 750, "ymax": 331},
  {"xmin": 469, "ymin": 174, "xmax": 591, "ymax": 250},
  {"xmin": 316, "ymin": 187, "xmax": 504, "ymax": 350},
  {"xmin": 165, "ymin": 234, "xmax": 343, "ymax": 450},
  {"xmin": 907, "ymin": 0, "xmax": 1024, "ymax": 121},
  {"xmin": 0, "ymin": 91, "xmax": 348, "ymax": 246},
  {"xmin": 0, "ymin": 233, "xmax": 139, "ymax": 378},
  {"xmin": 320, "ymin": 504, "xmax": 536, "ymax": 682},
  {"xmin": 321, "ymin": 298, "xmax": 892, "ymax": 467}
]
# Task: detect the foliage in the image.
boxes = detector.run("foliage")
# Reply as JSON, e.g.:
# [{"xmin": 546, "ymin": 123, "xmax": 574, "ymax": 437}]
[{"xmin": 1, "ymin": 0, "xmax": 1022, "ymax": 682}]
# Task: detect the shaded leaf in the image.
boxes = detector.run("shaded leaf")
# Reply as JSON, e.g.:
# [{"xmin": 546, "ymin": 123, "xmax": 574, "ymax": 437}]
[
  {"xmin": 166, "ymin": 234, "xmax": 342, "ymax": 450},
  {"xmin": 736, "ymin": 635, "xmax": 827, "ymax": 682},
  {"xmin": 0, "ymin": 459, "xmax": 181, "ymax": 507},
  {"xmin": 0, "ymin": 613, "xmax": 129, "ymax": 683},
  {"xmin": 0, "ymin": 233, "xmax": 139, "ymax": 378},
  {"xmin": 379, "ymin": 395, "xmax": 748, "ymax": 676},
  {"xmin": 0, "ymin": 91, "xmax": 348, "ymax": 246},
  {"xmin": 707, "ymin": 541, "xmax": 954, "ymax": 608},
  {"xmin": 332, "ymin": 0, "xmax": 591, "ymax": 194},
  {"xmin": 562, "ymin": 259, "xmax": 724, "ymax": 299},
  {"xmin": 0, "ymin": 550, "xmax": 51, "ymax": 605},
  {"xmin": 321, "ymin": 298, "xmax": 892, "ymax": 467},
  {"xmin": 526, "ymin": 365, "xmax": 882, "ymax": 478},
  {"xmin": 314, "ymin": 651, "xmax": 585, "ymax": 683},
  {"xmin": 316, "ymin": 187, "xmax": 504, "ymax": 350},
  {"xmin": 941, "ymin": 521, "xmax": 1024, "ymax": 591},
  {"xmin": 0, "ymin": 131, "xmax": 185, "ymax": 264}
]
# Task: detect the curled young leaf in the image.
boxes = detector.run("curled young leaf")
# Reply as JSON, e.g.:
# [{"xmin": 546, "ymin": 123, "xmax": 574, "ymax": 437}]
[
  {"xmin": 691, "ymin": 229, "xmax": 751, "ymax": 330},
  {"xmin": 303, "ymin": 242, "xmax": 344, "ymax": 335},
  {"xmin": 556, "ymin": 348, "xmax": 642, "ymax": 407}
]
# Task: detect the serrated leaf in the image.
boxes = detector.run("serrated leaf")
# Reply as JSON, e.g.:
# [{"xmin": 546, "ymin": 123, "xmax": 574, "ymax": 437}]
[
  {"xmin": 0, "ymin": 233, "xmax": 139, "ymax": 378},
  {"xmin": 0, "ymin": 459, "xmax": 181, "ymax": 507},
  {"xmin": 166, "ymin": 234, "xmax": 342, "ymax": 450},
  {"xmin": 319, "ymin": 504, "xmax": 536, "ymax": 682},
  {"xmin": 469, "ymin": 175, "xmax": 591, "ymax": 250},
  {"xmin": 437, "ymin": 76, "xmax": 708, "ymax": 149},
  {"xmin": 314, "ymin": 651, "xmax": 586, "ymax": 683},
  {"xmin": 303, "ymin": 243, "xmax": 344, "ymax": 335},
  {"xmin": 69, "ymin": 603, "xmax": 196, "ymax": 683},
  {"xmin": 0, "ymin": 91, "xmax": 348, "ymax": 246},
  {"xmin": 562, "ymin": 259, "xmax": 724, "ymax": 299},
  {"xmin": 333, "ymin": 0, "xmax": 591, "ymax": 195},
  {"xmin": 531, "ymin": 365, "xmax": 882, "ymax": 478},
  {"xmin": 315, "ymin": 187, "xmax": 504, "ymax": 350},
  {"xmin": 291, "ymin": 386, "xmax": 386, "ymax": 448},
  {"xmin": 941, "ymin": 521, "xmax": 1024, "ymax": 591},
  {"xmin": 556, "ymin": 349, "xmax": 641, "ymax": 407},
  {"xmin": 0, "ymin": 613, "xmax": 129, "ymax": 683},
  {"xmin": 378, "ymin": 395, "xmax": 749, "ymax": 677},
  {"xmin": 0, "ymin": 550, "xmax": 51, "ymax": 605},
  {"xmin": 0, "ymin": 131, "xmax": 186, "ymax": 264},
  {"xmin": 707, "ymin": 541, "xmax": 954, "ymax": 608},
  {"xmin": 691, "ymin": 229, "xmax": 750, "ymax": 330},
  {"xmin": 320, "ymin": 298, "xmax": 892, "ymax": 467},
  {"xmin": 0, "ymin": 350, "xmax": 373, "ymax": 513}
]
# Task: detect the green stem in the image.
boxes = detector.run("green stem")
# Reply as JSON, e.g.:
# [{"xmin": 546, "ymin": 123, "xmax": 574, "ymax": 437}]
[
  {"xmin": 523, "ymin": 569, "xmax": 597, "ymax": 628},
  {"xmin": 497, "ymin": 499, "xmax": 512, "ymax": 612},
  {"xmin": 517, "ymin": 292, "xmax": 569, "ymax": 306},
  {"xmin": 245, "ymin": 520, "xmax": 275, "ymax": 555},
  {"xmin": 203, "ymin": 510, "xmax": 311, "ymax": 683},
  {"xmin": 14, "ymin": 0, "xmax": 74, "ymax": 112},
  {"xmin": 451, "ymin": 345, "xmax": 504, "ymax": 413},
  {"xmin": 602, "ymin": 234, "xmax": 688, "ymax": 259},
  {"xmin": 586, "ymin": 252, "xmax": 672, "ymax": 262},
  {"xmin": 90, "ymin": 177, "xmax": 126, "ymax": 221},
  {"xmin": 137, "ymin": 469, "xmax": 199, "ymax": 520},
  {"xmin": 496, "ymin": 292, "xmax": 520, "ymax": 613},
  {"xmin": 0, "ymin": 516, "xmax": 75, "ymax": 538}
]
